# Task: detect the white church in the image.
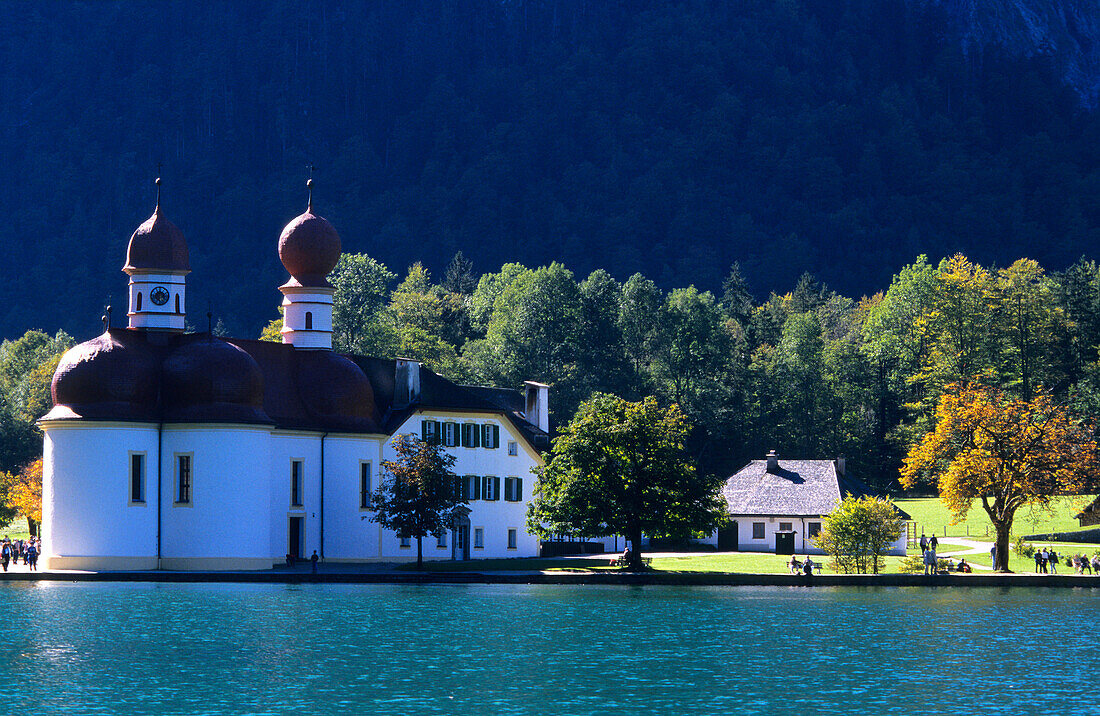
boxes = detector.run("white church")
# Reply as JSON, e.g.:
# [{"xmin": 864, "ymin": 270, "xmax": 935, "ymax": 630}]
[{"xmin": 39, "ymin": 183, "xmax": 550, "ymax": 570}]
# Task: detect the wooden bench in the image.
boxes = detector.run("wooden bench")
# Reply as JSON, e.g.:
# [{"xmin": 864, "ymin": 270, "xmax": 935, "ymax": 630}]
[{"xmin": 612, "ymin": 555, "xmax": 652, "ymax": 568}]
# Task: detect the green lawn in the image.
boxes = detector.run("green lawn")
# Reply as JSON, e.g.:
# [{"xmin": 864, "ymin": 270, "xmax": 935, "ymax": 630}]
[
  {"xmin": 896, "ymin": 495, "xmax": 1096, "ymax": 540},
  {"xmin": 0, "ymin": 517, "xmax": 31, "ymax": 542}
]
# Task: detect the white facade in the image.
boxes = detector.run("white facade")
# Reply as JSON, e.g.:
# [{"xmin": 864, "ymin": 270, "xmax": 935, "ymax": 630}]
[
  {"xmin": 40, "ymin": 408, "xmax": 542, "ymax": 570},
  {"xmin": 279, "ymin": 284, "xmax": 334, "ymax": 349},
  {"xmin": 721, "ymin": 515, "xmax": 908, "ymax": 556}
]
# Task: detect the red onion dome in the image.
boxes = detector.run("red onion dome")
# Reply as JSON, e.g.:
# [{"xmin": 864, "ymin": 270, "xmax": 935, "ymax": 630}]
[
  {"xmin": 295, "ymin": 351, "xmax": 377, "ymax": 432},
  {"xmin": 162, "ymin": 335, "xmax": 270, "ymax": 424},
  {"xmin": 45, "ymin": 329, "xmax": 160, "ymax": 421},
  {"xmin": 124, "ymin": 207, "xmax": 190, "ymax": 274},
  {"xmin": 278, "ymin": 209, "xmax": 341, "ymax": 288}
]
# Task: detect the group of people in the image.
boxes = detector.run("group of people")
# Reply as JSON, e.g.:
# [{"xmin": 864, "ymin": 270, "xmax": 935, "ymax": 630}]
[
  {"xmin": 1069, "ymin": 553, "xmax": 1100, "ymax": 574},
  {"xmin": 1033, "ymin": 547, "xmax": 1060, "ymax": 573},
  {"xmin": 1, "ymin": 536, "xmax": 40, "ymax": 571},
  {"xmin": 919, "ymin": 534, "xmax": 939, "ymax": 575},
  {"xmin": 788, "ymin": 555, "xmax": 815, "ymax": 575}
]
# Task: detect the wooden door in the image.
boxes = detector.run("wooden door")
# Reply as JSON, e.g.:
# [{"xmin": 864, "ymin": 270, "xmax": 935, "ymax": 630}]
[{"xmin": 289, "ymin": 516, "xmax": 302, "ymax": 560}]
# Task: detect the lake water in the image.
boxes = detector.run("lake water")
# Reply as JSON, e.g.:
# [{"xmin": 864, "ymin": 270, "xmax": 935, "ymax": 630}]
[{"xmin": 0, "ymin": 582, "xmax": 1095, "ymax": 715}]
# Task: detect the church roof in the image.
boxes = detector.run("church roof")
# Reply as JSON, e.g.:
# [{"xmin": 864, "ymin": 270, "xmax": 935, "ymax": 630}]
[{"xmin": 43, "ymin": 329, "xmax": 546, "ymax": 445}]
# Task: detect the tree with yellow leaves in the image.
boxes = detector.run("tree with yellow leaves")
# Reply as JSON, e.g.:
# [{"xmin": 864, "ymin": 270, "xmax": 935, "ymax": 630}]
[
  {"xmin": 8, "ymin": 458, "xmax": 42, "ymax": 537},
  {"xmin": 902, "ymin": 384, "xmax": 1100, "ymax": 571}
]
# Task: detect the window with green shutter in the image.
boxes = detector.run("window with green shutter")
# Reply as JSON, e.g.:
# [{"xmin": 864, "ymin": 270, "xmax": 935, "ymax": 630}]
[
  {"xmin": 422, "ymin": 419, "xmax": 441, "ymax": 445},
  {"xmin": 466, "ymin": 475, "xmax": 480, "ymax": 501},
  {"xmin": 462, "ymin": 423, "xmax": 481, "ymax": 448},
  {"xmin": 443, "ymin": 422, "xmax": 459, "ymax": 447},
  {"xmin": 482, "ymin": 424, "xmax": 500, "ymax": 449}
]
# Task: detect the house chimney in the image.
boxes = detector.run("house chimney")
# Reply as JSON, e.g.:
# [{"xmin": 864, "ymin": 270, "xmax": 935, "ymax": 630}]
[
  {"xmin": 393, "ymin": 358, "xmax": 421, "ymax": 410},
  {"xmin": 766, "ymin": 450, "xmax": 778, "ymax": 472},
  {"xmin": 524, "ymin": 381, "xmax": 550, "ymax": 433},
  {"xmin": 835, "ymin": 455, "xmax": 846, "ymax": 477}
]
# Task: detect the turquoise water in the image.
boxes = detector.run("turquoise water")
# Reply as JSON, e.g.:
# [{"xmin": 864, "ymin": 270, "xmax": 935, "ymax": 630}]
[{"xmin": 0, "ymin": 583, "xmax": 1096, "ymax": 715}]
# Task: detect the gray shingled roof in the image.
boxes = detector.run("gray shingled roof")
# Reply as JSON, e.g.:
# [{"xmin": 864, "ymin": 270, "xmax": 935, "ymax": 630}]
[{"xmin": 723, "ymin": 459, "xmax": 909, "ymax": 518}]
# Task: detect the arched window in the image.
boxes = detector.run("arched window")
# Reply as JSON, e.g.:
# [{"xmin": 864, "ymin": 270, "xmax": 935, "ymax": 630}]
[
  {"xmin": 136, "ymin": 292, "xmax": 142, "ymax": 311},
  {"xmin": 305, "ymin": 311, "xmax": 313, "ymax": 329},
  {"xmin": 175, "ymin": 295, "xmax": 180, "ymax": 314}
]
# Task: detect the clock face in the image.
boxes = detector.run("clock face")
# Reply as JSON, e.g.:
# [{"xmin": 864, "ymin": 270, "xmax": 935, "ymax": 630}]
[{"xmin": 150, "ymin": 287, "xmax": 170, "ymax": 306}]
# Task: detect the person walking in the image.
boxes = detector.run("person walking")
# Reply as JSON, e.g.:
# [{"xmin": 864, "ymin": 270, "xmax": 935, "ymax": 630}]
[
  {"xmin": 1034, "ymin": 549, "xmax": 1044, "ymax": 573},
  {"xmin": 929, "ymin": 534, "xmax": 938, "ymax": 551},
  {"xmin": 310, "ymin": 550, "xmax": 319, "ymax": 574},
  {"xmin": 920, "ymin": 534, "xmax": 928, "ymax": 553},
  {"xmin": 25, "ymin": 541, "xmax": 36, "ymax": 571},
  {"xmin": 1, "ymin": 541, "xmax": 10, "ymax": 572},
  {"xmin": 1048, "ymin": 548, "xmax": 1058, "ymax": 574},
  {"xmin": 990, "ymin": 543, "xmax": 997, "ymax": 568}
]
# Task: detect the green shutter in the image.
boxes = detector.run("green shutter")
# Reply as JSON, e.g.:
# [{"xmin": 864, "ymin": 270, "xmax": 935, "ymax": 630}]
[
  {"xmin": 492, "ymin": 425, "xmax": 500, "ymax": 448},
  {"xmin": 421, "ymin": 419, "xmax": 429, "ymax": 441},
  {"xmin": 516, "ymin": 477, "xmax": 523, "ymax": 501},
  {"xmin": 461, "ymin": 423, "xmax": 471, "ymax": 447},
  {"xmin": 433, "ymin": 421, "xmax": 442, "ymax": 445},
  {"xmin": 472, "ymin": 475, "xmax": 481, "ymax": 500},
  {"xmin": 493, "ymin": 476, "xmax": 501, "ymax": 501}
]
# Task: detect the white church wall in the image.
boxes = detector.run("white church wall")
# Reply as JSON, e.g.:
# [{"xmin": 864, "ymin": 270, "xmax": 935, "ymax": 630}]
[
  {"xmin": 42, "ymin": 423, "xmax": 160, "ymax": 570},
  {"xmin": 319, "ymin": 434, "xmax": 385, "ymax": 562},
  {"xmin": 159, "ymin": 425, "xmax": 272, "ymax": 570}
]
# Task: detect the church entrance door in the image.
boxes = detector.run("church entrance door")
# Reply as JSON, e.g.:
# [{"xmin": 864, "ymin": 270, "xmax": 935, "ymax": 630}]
[
  {"xmin": 453, "ymin": 521, "xmax": 471, "ymax": 561},
  {"xmin": 289, "ymin": 516, "xmax": 303, "ymax": 560}
]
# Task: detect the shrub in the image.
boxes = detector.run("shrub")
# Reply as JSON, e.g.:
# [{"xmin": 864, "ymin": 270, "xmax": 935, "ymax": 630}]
[{"xmin": 1013, "ymin": 536, "xmax": 1035, "ymax": 558}]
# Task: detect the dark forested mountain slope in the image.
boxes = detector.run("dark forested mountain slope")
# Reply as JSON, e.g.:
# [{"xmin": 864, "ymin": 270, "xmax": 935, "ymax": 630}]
[{"xmin": 3, "ymin": 0, "xmax": 1100, "ymax": 338}]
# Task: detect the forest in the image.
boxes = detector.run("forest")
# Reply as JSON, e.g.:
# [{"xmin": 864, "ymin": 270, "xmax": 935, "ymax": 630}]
[{"xmin": 3, "ymin": 1, "xmax": 1100, "ymax": 341}]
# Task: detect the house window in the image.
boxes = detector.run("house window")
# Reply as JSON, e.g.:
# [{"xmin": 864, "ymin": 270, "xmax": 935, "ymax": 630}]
[
  {"xmin": 130, "ymin": 453, "xmax": 145, "ymax": 503},
  {"xmin": 443, "ymin": 422, "xmax": 458, "ymax": 447},
  {"xmin": 176, "ymin": 454, "xmax": 192, "ymax": 505},
  {"xmin": 399, "ymin": 536, "xmax": 410, "ymax": 548},
  {"xmin": 752, "ymin": 522, "xmax": 765, "ymax": 539},
  {"xmin": 136, "ymin": 292, "xmax": 143, "ymax": 311},
  {"xmin": 461, "ymin": 423, "xmax": 481, "ymax": 448},
  {"xmin": 482, "ymin": 424, "xmax": 500, "ymax": 449},
  {"xmin": 290, "ymin": 460, "xmax": 303, "ymax": 507},
  {"xmin": 305, "ymin": 311, "xmax": 313, "ymax": 330},
  {"xmin": 779, "ymin": 522, "xmax": 792, "ymax": 532},
  {"xmin": 809, "ymin": 522, "xmax": 822, "ymax": 538},
  {"xmin": 466, "ymin": 475, "xmax": 481, "ymax": 501},
  {"xmin": 474, "ymin": 528, "xmax": 484, "ymax": 549},
  {"xmin": 175, "ymin": 295, "xmax": 181, "ymax": 314},
  {"xmin": 360, "ymin": 462, "xmax": 372, "ymax": 509},
  {"xmin": 508, "ymin": 441, "xmax": 518, "ymax": 456},
  {"xmin": 504, "ymin": 477, "xmax": 523, "ymax": 502},
  {"xmin": 437, "ymin": 531, "xmax": 447, "ymax": 548},
  {"xmin": 507, "ymin": 529, "xmax": 517, "ymax": 550},
  {"xmin": 482, "ymin": 476, "xmax": 500, "ymax": 501},
  {"xmin": 421, "ymin": 420, "xmax": 440, "ymax": 445}
]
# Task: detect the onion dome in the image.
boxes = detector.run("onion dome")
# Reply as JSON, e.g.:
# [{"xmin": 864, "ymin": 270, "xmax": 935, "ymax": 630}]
[
  {"xmin": 295, "ymin": 351, "xmax": 377, "ymax": 432},
  {"xmin": 45, "ymin": 329, "xmax": 161, "ymax": 421},
  {"xmin": 124, "ymin": 206, "xmax": 190, "ymax": 274},
  {"xmin": 162, "ymin": 335, "xmax": 270, "ymax": 424},
  {"xmin": 278, "ymin": 183, "xmax": 341, "ymax": 288}
]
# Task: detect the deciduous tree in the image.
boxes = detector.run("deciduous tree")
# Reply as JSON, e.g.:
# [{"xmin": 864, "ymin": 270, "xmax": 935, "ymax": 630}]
[
  {"xmin": 527, "ymin": 394, "xmax": 725, "ymax": 571},
  {"xmin": 817, "ymin": 494, "xmax": 903, "ymax": 574},
  {"xmin": 901, "ymin": 384, "xmax": 1100, "ymax": 571},
  {"xmin": 370, "ymin": 435, "xmax": 464, "ymax": 570}
]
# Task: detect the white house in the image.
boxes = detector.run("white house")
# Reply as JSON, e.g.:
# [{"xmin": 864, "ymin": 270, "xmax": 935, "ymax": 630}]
[
  {"xmin": 717, "ymin": 451, "xmax": 909, "ymax": 556},
  {"xmin": 38, "ymin": 186, "xmax": 549, "ymax": 570}
]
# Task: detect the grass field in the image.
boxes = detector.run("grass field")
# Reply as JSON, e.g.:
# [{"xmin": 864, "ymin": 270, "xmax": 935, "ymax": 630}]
[
  {"xmin": 0, "ymin": 517, "xmax": 31, "ymax": 542},
  {"xmin": 896, "ymin": 495, "xmax": 1096, "ymax": 539}
]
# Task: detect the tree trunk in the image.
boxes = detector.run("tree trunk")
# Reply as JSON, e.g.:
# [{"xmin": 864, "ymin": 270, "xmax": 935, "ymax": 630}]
[
  {"xmin": 27, "ymin": 518, "xmax": 37, "ymax": 538},
  {"xmin": 627, "ymin": 527, "xmax": 645, "ymax": 571},
  {"xmin": 417, "ymin": 536, "xmax": 423, "ymax": 570},
  {"xmin": 994, "ymin": 521, "xmax": 1011, "ymax": 572}
]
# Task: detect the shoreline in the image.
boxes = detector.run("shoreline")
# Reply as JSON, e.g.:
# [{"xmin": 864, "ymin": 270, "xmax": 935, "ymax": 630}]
[{"xmin": 1, "ymin": 569, "xmax": 1098, "ymax": 588}]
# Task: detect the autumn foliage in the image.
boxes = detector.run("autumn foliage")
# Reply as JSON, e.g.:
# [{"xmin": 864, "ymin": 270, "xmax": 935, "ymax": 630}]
[{"xmin": 902, "ymin": 384, "xmax": 1100, "ymax": 571}]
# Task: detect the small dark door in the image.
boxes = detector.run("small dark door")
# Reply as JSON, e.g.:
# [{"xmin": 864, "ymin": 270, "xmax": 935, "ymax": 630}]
[
  {"xmin": 289, "ymin": 517, "xmax": 303, "ymax": 560},
  {"xmin": 457, "ymin": 525, "xmax": 470, "ymax": 560},
  {"xmin": 775, "ymin": 531, "xmax": 795, "ymax": 555},
  {"xmin": 717, "ymin": 521, "xmax": 738, "ymax": 551}
]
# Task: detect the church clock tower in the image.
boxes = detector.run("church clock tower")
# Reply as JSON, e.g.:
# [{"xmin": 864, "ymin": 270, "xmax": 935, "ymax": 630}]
[{"xmin": 123, "ymin": 178, "xmax": 190, "ymax": 331}]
